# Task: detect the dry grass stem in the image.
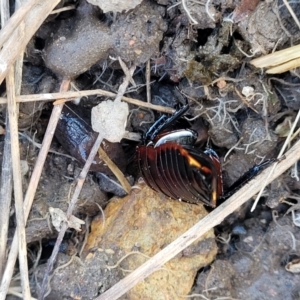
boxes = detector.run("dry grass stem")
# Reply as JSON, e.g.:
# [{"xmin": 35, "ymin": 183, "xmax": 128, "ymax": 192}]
[
  {"xmin": 50, "ymin": 5, "xmax": 76, "ymax": 15},
  {"xmin": 38, "ymin": 133, "xmax": 104, "ymax": 299},
  {"xmin": 266, "ymin": 57, "xmax": 300, "ymax": 74},
  {"xmin": 0, "ymin": 0, "xmax": 12, "ymax": 281},
  {"xmin": 146, "ymin": 59, "xmax": 151, "ymax": 103},
  {"xmin": 118, "ymin": 57, "xmax": 136, "ymax": 88},
  {"xmin": 0, "ymin": 79, "xmax": 71, "ymax": 300},
  {"xmin": 98, "ymin": 147, "xmax": 131, "ymax": 193},
  {"xmin": 96, "ymin": 137, "xmax": 300, "ymax": 300},
  {"xmin": 53, "ymin": 94, "xmax": 171, "ymax": 113},
  {"xmin": 0, "ymin": 118, "xmax": 12, "ymax": 281},
  {"xmin": 0, "ymin": 0, "xmax": 29, "ymax": 297},
  {"xmin": 250, "ymin": 44, "xmax": 300, "ymax": 74},
  {"xmin": 6, "ymin": 65, "xmax": 31, "ymax": 299},
  {"xmin": 0, "ymin": 0, "xmax": 60, "ymax": 86},
  {"xmin": 115, "ymin": 59, "xmax": 136, "ymax": 102},
  {"xmin": 0, "ymin": 89, "xmax": 176, "ymax": 113},
  {"xmin": 234, "ymin": 87, "xmax": 259, "ymax": 113}
]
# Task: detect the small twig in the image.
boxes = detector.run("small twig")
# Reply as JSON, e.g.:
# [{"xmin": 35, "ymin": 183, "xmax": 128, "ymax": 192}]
[
  {"xmin": 289, "ymin": 126, "xmax": 300, "ymax": 142},
  {"xmin": 38, "ymin": 133, "xmax": 104, "ymax": 300},
  {"xmin": 146, "ymin": 60, "xmax": 151, "ymax": 103},
  {"xmin": 118, "ymin": 58, "xmax": 136, "ymax": 88},
  {"xmin": 8, "ymin": 289, "xmax": 37, "ymax": 300},
  {"xmin": 98, "ymin": 147, "xmax": 131, "ymax": 194},
  {"xmin": 167, "ymin": 1, "xmax": 181, "ymax": 10},
  {"xmin": 0, "ymin": 117, "xmax": 12, "ymax": 281},
  {"xmin": 115, "ymin": 59, "xmax": 136, "ymax": 102},
  {"xmin": 2, "ymin": 0, "xmax": 30, "ymax": 297},
  {"xmin": 210, "ymin": 77, "xmax": 244, "ymax": 85},
  {"xmin": 234, "ymin": 87, "xmax": 259, "ymax": 114},
  {"xmin": 95, "ymin": 137, "xmax": 300, "ymax": 300},
  {"xmin": 32, "ymin": 240, "xmax": 43, "ymax": 271},
  {"xmin": 266, "ymin": 58, "xmax": 300, "ymax": 74},
  {"xmin": 53, "ymin": 91, "xmax": 173, "ymax": 113},
  {"xmin": 0, "ymin": 0, "xmax": 12, "ymax": 280},
  {"xmin": 50, "ymin": 5, "xmax": 76, "ymax": 14},
  {"xmin": 6, "ymin": 66, "xmax": 31, "ymax": 299},
  {"xmin": 0, "ymin": 79, "xmax": 71, "ymax": 300},
  {"xmin": 0, "ymin": 89, "xmax": 175, "ymax": 114},
  {"xmin": 233, "ymin": 39, "xmax": 258, "ymax": 58}
]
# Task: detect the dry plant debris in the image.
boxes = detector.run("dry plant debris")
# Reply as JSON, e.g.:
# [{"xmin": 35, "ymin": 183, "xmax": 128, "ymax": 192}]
[
  {"xmin": 49, "ymin": 207, "xmax": 85, "ymax": 232},
  {"xmin": 286, "ymin": 258, "xmax": 300, "ymax": 274},
  {"xmin": 251, "ymin": 44, "xmax": 300, "ymax": 74},
  {"xmin": 86, "ymin": 0, "xmax": 142, "ymax": 13}
]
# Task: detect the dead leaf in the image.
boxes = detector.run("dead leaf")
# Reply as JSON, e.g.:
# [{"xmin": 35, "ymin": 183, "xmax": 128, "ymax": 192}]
[
  {"xmin": 286, "ymin": 258, "xmax": 300, "ymax": 273},
  {"xmin": 274, "ymin": 116, "xmax": 293, "ymax": 137},
  {"xmin": 49, "ymin": 207, "xmax": 85, "ymax": 232}
]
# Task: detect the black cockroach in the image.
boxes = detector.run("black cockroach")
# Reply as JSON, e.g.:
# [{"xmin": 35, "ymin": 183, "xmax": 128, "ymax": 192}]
[{"xmin": 136, "ymin": 104, "xmax": 273, "ymax": 207}]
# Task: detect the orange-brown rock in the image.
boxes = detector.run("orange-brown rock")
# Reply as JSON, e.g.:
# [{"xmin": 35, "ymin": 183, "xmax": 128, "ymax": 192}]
[{"xmin": 84, "ymin": 184, "xmax": 217, "ymax": 299}]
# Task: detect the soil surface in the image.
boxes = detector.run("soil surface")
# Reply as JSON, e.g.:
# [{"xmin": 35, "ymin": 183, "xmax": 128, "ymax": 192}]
[{"xmin": 1, "ymin": 0, "xmax": 300, "ymax": 299}]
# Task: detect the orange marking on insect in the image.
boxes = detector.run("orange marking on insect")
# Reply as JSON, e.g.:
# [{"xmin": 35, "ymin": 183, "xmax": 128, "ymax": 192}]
[
  {"xmin": 186, "ymin": 154, "xmax": 202, "ymax": 168},
  {"xmin": 180, "ymin": 148, "xmax": 211, "ymax": 173},
  {"xmin": 209, "ymin": 191, "xmax": 217, "ymax": 208}
]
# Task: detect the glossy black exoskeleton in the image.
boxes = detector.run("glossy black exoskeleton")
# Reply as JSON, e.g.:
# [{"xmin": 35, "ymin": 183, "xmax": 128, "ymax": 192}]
[
  {"xmin": 136, "ymin": 104, "xmax": 273, "ymax": 207},
  {"xmin": 136, "ymin": 104, "xmax": 223, "ymax": 207}
]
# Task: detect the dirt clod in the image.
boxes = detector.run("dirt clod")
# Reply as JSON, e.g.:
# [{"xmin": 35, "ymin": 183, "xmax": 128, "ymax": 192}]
[{"xmin": 43, "ymin": 0, "xmax": 167, "ymax": 78}]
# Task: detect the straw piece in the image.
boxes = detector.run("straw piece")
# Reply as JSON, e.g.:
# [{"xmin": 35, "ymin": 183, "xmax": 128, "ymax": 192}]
[
  {"xmin": 0, "ymin": 89, "xmax": 175, "ymax": 114},
  {"xmin": 98, "ymin": 147, "xmax": 131, "ymax": 194},
  {"xmin": 0, "ymin": 79, "xmax": 71, "ymax": 300},
  {"xmin": 250, "ymin": 44, "xmax": 300, "ymax": 68},
  {"xmin": 7, "ymin": 66, "xmax": 31, "ymax": 299},
  {"xmin": 266, "ymin": 57, "xmax": 300, "ymax": 74},
  {"xmin": 0, "ymin": 0, "xmax": 12, "ymax": 281},
  {"xmin": 0, "ymin": 118, "xmax": 12, "ymax": 281}
]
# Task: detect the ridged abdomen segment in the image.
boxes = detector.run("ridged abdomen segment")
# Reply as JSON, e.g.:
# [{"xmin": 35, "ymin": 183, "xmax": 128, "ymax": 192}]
[{"xmin": 137, "ymin": 142, "xmax": 222, "ymax": 207}]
